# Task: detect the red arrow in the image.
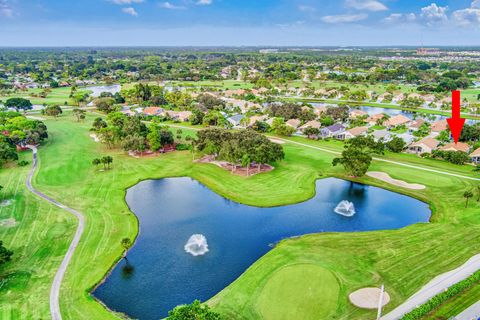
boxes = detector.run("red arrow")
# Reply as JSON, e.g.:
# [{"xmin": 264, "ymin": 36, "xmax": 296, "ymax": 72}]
[{"xmin": 446, "ymin": 90, "xmax": 465, "ymax": 144}]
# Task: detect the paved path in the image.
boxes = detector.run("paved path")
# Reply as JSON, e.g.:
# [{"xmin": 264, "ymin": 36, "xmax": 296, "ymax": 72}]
[
  {"xmin": 455, "ymin": 301, "xmax": 480, "ymax": 320},
  {"xmin": 381, "ymin": 254, "xmax": 480, "ymax": 320},
  {"xmin": 26, "ymin": 146, "xmax": 85, "ymax": 320}
]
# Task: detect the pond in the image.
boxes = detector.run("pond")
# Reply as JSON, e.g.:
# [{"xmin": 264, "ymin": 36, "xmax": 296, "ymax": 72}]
[
  {"xmin": 93, "ymin": 177, "xmax": 430, "ymax": 320},
  {"xmin": 86, "ymin": 84, "xmax": 121, "ymax": 98}
]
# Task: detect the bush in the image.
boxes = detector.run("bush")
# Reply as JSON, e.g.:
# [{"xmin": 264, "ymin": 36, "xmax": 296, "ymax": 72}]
[
  {"xmin": 176, "ymin": 144, "xmax": 190, "ymax": 151},
  {"xmin": 17, "ymin": 160, "xmax": 29, "ymax": 167}
]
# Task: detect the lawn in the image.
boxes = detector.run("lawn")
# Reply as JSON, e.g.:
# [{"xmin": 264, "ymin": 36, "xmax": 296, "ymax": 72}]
[
  {"xmin": 0, "ymin": 87, "xmax": 91, "ymax": 106},
  {"xmin": 1, "ymin": 112, "xmax": 480, "ymax": 319},
  {"xmin": 0, "ymin": 151, "xmax": 76, "ymax": 319}
]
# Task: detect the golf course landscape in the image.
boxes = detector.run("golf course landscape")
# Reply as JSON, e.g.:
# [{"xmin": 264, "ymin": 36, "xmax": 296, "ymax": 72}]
[{"xmin": 1, "ymin": 109, "xmax": 479, "ymax": 319}]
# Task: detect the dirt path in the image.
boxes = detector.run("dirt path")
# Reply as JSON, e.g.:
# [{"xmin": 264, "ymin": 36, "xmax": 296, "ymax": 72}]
[{"xmin": 26, "ymin": 146, "xmax": 85, "ymax": 320}]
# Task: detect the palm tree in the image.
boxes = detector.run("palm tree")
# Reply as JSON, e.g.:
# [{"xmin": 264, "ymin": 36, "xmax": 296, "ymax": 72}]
[
  {"xmin": 464, "ymin": 191, "xmax": 474, "ymax": 208},
  {"xmin": 121, "ymin": 237, "xmax": 132, "ymax": 261}
]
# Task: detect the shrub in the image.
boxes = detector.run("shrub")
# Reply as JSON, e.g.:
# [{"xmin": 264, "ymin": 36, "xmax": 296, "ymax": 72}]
[{"xmin": 17, "ymin": 160, "xmax": 29, "ymax": 167}]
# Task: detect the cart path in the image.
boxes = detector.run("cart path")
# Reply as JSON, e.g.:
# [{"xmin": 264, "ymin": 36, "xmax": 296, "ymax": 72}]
[{"xmin": 26, "ymin": 146, "xmax": 85, "ymax": 320}]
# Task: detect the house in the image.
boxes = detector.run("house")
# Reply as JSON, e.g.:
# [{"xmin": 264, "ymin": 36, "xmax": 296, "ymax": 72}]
[
  {"xmin": 299, "ymin": 120, "xmax": 321, "ymax": 131},
  {"xmin": 248, "ymin": 115, "xmax": 268, "ymax": 126},
  {"xmin": 408, "ymin": 119, "xmax": 426, "ymax": 132},
  {"xmin": 371, "ymin": 129, "xmax": 392, "ymax": 142},
  {"xmin": 166, "ymin": 111, "xmax": 192, "ymax": 122},
  {"xmin": 349, "ymin": 109, "xmax": 368, "ymax": 119},
  {"xmin": 377, "ymin": 92, "xmax": 392, "ymax": 103},
  {"xmin": 407, "ymin": 138, "xmax": 440, "ymax": 154},
  {"xmin": 286, "ymin": 119, "xmax": 301, "ymax": 129},
  {"xmin": 440, "ymin": 142, "xmax": 470, "ymax": 153},
  {"xmin": 395, "ymin": 133, "xmax": 416, "ymax": 145},
  {"xmin": 423, "ymin": 94, "xmax": 436, "ymax": 107},
  {"xmin": 431, "ymin": 120, "xmax": 448, "ymax": 134},
  {"xmin": 320, "ymin": 124, "xmax": 346, "ymax": 138},
  {"xmin": 366, "ymin": 113, "xmax": 385, "ymax": 126},
  {"xmin": 313, "ymin": 105, "xmax": 328, "ymax": 116},
  {"xmin": 227, "ymin": 114, "xmax": 245, "ymax": 127},
  {"xmin": 143, "ymin": 107, "xmax": 165, "ymax": 116},
  {"xmin": 470, "ymin": 148, "xmax": 480, "ymax": 164},
  {"xmin": 336, "ymin": 126, "xmax": 368, "ymax": 140},
  {"xmin": 384, "ymin": 115, "xmax": 411, "ymax": 128},
  {"xmin": 392, "ymin": 93, "xmax": 405, "ymax": 104}
]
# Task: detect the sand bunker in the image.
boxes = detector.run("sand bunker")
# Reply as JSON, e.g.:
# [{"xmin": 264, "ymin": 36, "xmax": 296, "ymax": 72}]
[
  {"xmin": 0, "ymin": 218, "xmax": 18, "ymax": 228},
  {"xmin": 349, "ymin": 287, "xmax": 390, "ymax": 309},
  {"xmin": 268, "ymin": 138, "xmax": 286, "ymax": 144},
  {"xmin": 367, "ymin": 172, "xmax": 426, "ymax": 190}
]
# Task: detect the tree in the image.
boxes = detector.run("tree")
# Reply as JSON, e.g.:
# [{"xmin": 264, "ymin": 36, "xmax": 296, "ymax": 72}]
[
  {"xmin": 386, "ymin": 136, "xmax": 406, "ymax": 153},
  {"xmin": 121, "ymin": 237, "xmax": 132, "ymax": 252},
  {"xmin": 271, "ymin": 118, "xmax": 295, "ymax": 136},
  {"xmin": 0, "ymin": 141, "xmax": 18, "ymax": 167},
  {"xmin": 92, "ymin": 158, "xmax": 101, "ymax": 167},
  {"xmin": 122, "ymin": 135, "xmax": 146, "ymax": 154},
  {"xmin": 73, "ymin": 108, "xmax": 86, "ymax": 122},
  {"xmin": 0, "ymin": 240, "xmax": 13, "ymax": 266},
  {"xmin": 332, "ymin": 136, "xmax": 383, "ymax": 177},
  {"xmin": 464, "ymin": 190, "xmax": 474, "ymax": 208},
  {"xmin": 92, "ymin": 117, "xmax": 107, "ymax": 131},
  {"xmin": 303, "ymin": 127, "xmax": 320, "ymax": 139},
  {"xmin": 5, "ymin": 98, "xmax": 32, "ymax": 112},
  {"xmin": 101, "ymin": 156, "xmax": 113, "ymax": 169},
  {"xmin": 333, "ymin": 147, "xmax": 372, "ymax": 177},
  {"xmin": 94, "ymin": 97, "xmax": 116, "ymax": 114},
  {"xmin": 167, "ymin": 300, "xmax": 222, "ymax": 320},
  {"xmin": 43, "ymin": 105, "xmax": 62, "ymax": 118}
]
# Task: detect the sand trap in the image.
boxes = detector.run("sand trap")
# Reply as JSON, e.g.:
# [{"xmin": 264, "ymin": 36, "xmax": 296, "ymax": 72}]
[
  {"xmin": 268, "ymin": 138, "xmax": 286, "ymax": 144},
  {"xmin": 27, "ymin": 115, "xmax": 46, "ymax": 121},
  {"xmin": 367, "ymin": 172, "xmax": 426, "ymax": 190},
  {"xmin": 0, "ymin": 218, "xmax": 18, "ymax": 228},
  {"xmin": 0, "ymin": 199, "xmax": 14, "ymax": 207},
  {"xmin": 349, "ymin": 287, "xmax": 390, "ymax": 309},
  {"xmin": 90, "ymin": 134, "xmax": 100, "ymax": 142}
]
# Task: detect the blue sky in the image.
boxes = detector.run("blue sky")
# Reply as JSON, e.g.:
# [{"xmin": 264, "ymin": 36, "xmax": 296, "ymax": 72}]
[{"xmin": 0, "ymin": 0, "xmax": 480, "ymax": 46}]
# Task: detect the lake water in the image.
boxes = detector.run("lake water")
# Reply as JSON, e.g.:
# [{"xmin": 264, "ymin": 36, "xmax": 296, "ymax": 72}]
[
  {"xmin": 93, "ymin": 177, "xmax": 430, "ymax": 320},
  {"xmin": 87, "ymin": 84, "xmax": 121, "ymax": 98}
]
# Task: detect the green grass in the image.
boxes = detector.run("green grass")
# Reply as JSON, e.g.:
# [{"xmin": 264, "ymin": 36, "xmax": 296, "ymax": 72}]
[
  {"xmin": 0, "ymin": 152, "xmax": 76, "ymax": 319},
  {"xmin": 1, "ymin": 112, "xmax": 480, "ymax": 319},
  {"xmin": 0, "ymin": 87, "xmax": 90, "ymax": 106},
  {"xmin": 255, "ymin": 264, "xmax": 339, "ymax": 320}
]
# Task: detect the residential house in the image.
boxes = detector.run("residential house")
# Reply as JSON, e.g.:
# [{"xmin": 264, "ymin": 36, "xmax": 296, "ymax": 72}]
[
  {"xmin": 349, "ymin": 109, "xmax": 368, "ymax": 119},
  {"xmin": 248, "ymin": 115, "xmax": 268, "ymax": 126},
  {"xmin": 440, "ymin": 142, "xmax": 470, "ymax": 153},
  {"xmin": 366, "ymin": 113, "xmax": 385, "ymax": 126},
  {"xmin": 470, "ymin": 148, "xmax": 480, "ymax": 164},
  {"xmin": 320, "ymin": 124, "xmax": 346, "ymax": 138},
  {"xmin": 286, "ymin": 119, "xmax": 301, "ymax": 129},
  {"xmin": 392, "ymin": 93, "xmax": 405, "ymax": 104},
  {"xmin": 431, "ymin": 120, "xmax": 448, "ymax": 135},
  {"xmin": 384, "ymin": 114, "xmax": 411, "ymax": 129},
  {"xmin": 227, "ymin": 114, "xmax": 246, "ymax": 127},
  {"xmin": 394, "ymin": 133, "xmax": 416, "ymax": 145},
  {"xmin": 166, "ymin": 111, "xmax": 192, "ymax": 122},
  {"xmin": 336, "ymin": 126, "xmax": 368, "ymax": 140},
  {"xmin": 408, "ymin": 119, "xmax": 426, "ymax": 132},
  {"xmin": 377, "ymin": 92, "xmax": 392, "ymax": 103},
  {"xmin": 422, "ymin": 94, "xmax": 436, "ymax": 107},
  {"xmin": 313, "ymin": 105, "xmax": 328, "ymax": 116},
  {"xmin": 143, "ymin": 107, "xmax": 165, "ymax": 116},
  {"xmin": 407, "ymin": 138, "xmax": 440, "ymax": 154},
  {"xmin": 299, "ymin": 120, "xmax": 321, "ymax": 131},
  {"xmin": 371, "ymin": 129, "xmax": 392, "ymax": 142}
]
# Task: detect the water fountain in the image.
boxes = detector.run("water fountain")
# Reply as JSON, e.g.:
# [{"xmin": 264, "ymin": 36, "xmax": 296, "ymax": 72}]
[
  {"xmin": 334, "ymin": 200, "xmax": 356, "ymax": 217},
  {"xmin": 184, "ymin": 234, "xmax": 209, "ymax": 256}
]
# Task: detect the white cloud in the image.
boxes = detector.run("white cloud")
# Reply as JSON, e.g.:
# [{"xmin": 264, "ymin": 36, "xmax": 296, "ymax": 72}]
[
  {"xmin": 382, "ymin": 13, "xmax": 416, "ymax": 24},
  {"xmin": 122, "ymin": 7, "xmax": 138, "ymax": 16},
  {"xmin": 0, "ymin": 0, "xmax": 13, "ymax": 17},
  {"xmin": 196, "ymin": 0, "xmax": 212, "ymax": 5},
  {"xmin": 453, "ymin": 8, "xmax": 480, "ymax": 27},
  {"xmin": 420, "ymin": 3, "xmax": 448, "ymax": 26},
  {"xmin": 109, "ymin": 0, "xmax": 144, "ymax": 4},
  {"xmin": 472, "ymin": 0, "xmax": 480, "ymax": 9},
  {"xmin": 345, "ymin": 0, "xmax": 387, "ymax": 12},
  {"xmin": 321, "ymin": 13, "xmax": 368, "ymax": 23},
  {"xmin": 159, "ymin": 2, "xmax": 186, "ymax": 9},
  {"xmin": 298, "ymin": 5, "xmax": 316, "ymax": 13}
]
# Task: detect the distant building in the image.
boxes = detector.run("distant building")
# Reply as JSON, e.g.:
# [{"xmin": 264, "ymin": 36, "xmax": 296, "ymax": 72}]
[
  {"xmin": 320, "ymin": 124, "xmax": 346, "ymax": 138},
  {"xmin": 440, "ymin": 142, "xmax": 470, "ymax": 153},
  {"xmin": 227, "ymin": 114, "xmax": 245, "ymax": 127},
  {"xmin": 470, "ymin": 148, "xmax": 480, "ymax": 164},
  {"xmin": 336, "ymin": 126, "xmax": 368, "ymax": 140}
]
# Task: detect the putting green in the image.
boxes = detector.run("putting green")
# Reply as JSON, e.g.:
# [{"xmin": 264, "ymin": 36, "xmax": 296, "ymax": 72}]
[{"xmin": 256, "ymin": 264, "xmax": 339, "ymax": 320}]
